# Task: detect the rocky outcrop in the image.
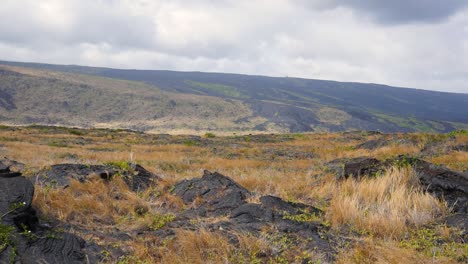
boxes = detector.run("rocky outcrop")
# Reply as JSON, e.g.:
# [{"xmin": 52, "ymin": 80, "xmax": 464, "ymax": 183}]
[
  {"xmin": 172, "ymin": 171, "xmax": 336, "ymax": 260},
  {"xmin": 173, "ymin": 170, "xmax": 250, "ymax": 217},
  {"xmin": 0, "ymin": 159, "xmax": 93, "ymax": 263},
  {"xmin": 326, "ymin": 157, "xmax": 385, "ymax": 180},
  {"xmin": 408, "ymin": 158, "xmax": 468, "ymax": 214},
  {"xmin": 35, "ymin": 164, "xmax": 116, "ymax": 187},
  {"xmin": 125, "ymin": 164, "xmax": 161, "ymax": 192},
  {"xmin": 230, "ymin": 195, "xmax": 323, "ymax": 233},
  {"xmin": 35, "ymin": 162, "xmax": 161, "ymax": 192},
  {"xmin": 0, "ymin": 158, "xmax": 25, "ymax": 174},
  {"xmin": 0, "ymin": 165, "xmax": 36, "ymax": 229}
]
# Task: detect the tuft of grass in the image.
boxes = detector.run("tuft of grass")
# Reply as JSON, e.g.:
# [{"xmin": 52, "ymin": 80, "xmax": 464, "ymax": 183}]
[
  {"xmin": 157, "ymin": 229, "xmax": 233, "ymax": 264},
  {"xmin": 336, "ymin": 239, "xmax": 456, "ymax": 264},
  {"xmin": 33, "ymin": 177, "xmax": 140, "ymax": 226},
  {"xmin": 328, "ymin": 167, "xmax": 447, "ymax": 238}
]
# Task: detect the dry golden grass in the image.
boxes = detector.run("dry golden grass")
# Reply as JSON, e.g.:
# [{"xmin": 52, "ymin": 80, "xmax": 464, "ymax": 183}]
[
  {"xmin": 34, "ymin": 177, "xmax": 141, "ymax": 226},
  {"xmin": 430, "ymin": 151, "xmax": 468, "ymax": 171},
  {"xmin": 371, "ymin": 144, "xmax": 420, "ymax": 159},
  {"xmin": 34, "ymin": 176, "xmax": 183, "ymax": 232},
  {"xmin": 158, "ymin": 229, "xmax": 233, "ymax": 264},
  {"xmin": 328, "ymin": 167, "xmax": 447, "ymax": 238},
  {"xmin": 1, "ymin": 126, "xmax": 467, "ymax": 263},
  {"xmin": 336, "ymin": 239, "xmax": 457, "ymax": 264}
]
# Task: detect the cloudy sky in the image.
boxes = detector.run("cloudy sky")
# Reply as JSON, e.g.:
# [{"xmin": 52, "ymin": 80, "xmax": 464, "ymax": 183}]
[{"xmin": 0, "ymin": 0, "xmax": 467, "ymax": 93}]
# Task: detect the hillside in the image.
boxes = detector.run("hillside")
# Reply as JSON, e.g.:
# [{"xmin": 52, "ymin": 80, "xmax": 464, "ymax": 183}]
[
  {"xmin": 1, "ymin": 60, "xmax": 468, "ymax": 133},
  {"xmin": 0, "ymin": 65, "xmax": 260, "ymax": 134}
]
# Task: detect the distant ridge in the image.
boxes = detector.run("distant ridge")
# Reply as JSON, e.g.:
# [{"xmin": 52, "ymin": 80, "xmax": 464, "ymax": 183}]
[{"xmin": 0, "ymin": 60, "xmax": 467, "ymax": 133}]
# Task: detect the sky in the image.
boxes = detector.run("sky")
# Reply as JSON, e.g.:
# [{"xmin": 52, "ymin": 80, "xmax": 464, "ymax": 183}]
[{"xmin": 0, "ymin": 0, "xmax": 467, "ymax": 93}]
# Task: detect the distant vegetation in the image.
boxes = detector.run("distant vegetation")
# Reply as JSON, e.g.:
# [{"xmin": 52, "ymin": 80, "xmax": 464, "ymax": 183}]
[
  {"xmin": 184, "ymin": 80, "xmax": 248, "ymax": 99},
  {"xmin": 1, "ymin": 60, "xmax": 468, "ymax": 133}
]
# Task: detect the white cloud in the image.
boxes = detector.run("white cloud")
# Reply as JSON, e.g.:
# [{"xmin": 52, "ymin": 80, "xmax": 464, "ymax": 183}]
[{"xmin": 0, "ymin": 0, "xmax": 466, "ymax": 92}]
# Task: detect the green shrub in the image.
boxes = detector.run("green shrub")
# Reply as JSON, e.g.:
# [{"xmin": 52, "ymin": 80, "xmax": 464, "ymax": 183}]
[
  {"xmin": 204, "ymin": 132, "xmax": 216, "ymax": 138},
  {"xmin": 183, "ymin": 140, "xmax": 199, "ymax": 146},
  {"xmin": 47, "ymin": 140, "xmax": 69, "ymax": 148},
  {"xmin": 67, "ymin": 129, "xmax": 84, "ymax": 136},
  {"xmin": 447, "ymin": 129, "xmax": 468, "ymax": 137},
  {"xmin": 149, "ymin": 213, "xmax": 176, "ymax": 230},
  {"xmin": 106, "ymin": 161, "xmax": 131, "ymax": 171}
]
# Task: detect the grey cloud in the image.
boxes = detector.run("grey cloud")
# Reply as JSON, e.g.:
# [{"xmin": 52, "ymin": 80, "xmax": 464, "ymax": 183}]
[{"xmin": 297, "ymin": 0, "xmax": 468, "ymax": 24}]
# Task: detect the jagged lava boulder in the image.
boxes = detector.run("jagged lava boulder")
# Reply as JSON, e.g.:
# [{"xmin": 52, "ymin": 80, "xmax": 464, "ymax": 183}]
[
  {"xmin": 35, "ymin": 163, "xmax": 160, "ymax": 192},
  {"xmin": 0, "ymin": 160, "xmax": 36, "ymax": 229},
  {"xmin": 173, "ymin": 170, "xmax": 250, "ymax": 217},
  {"xmin": 230, "ymin": 195, "xmax": 323, "ymax": 233},
  {"xmin": 170, "ymin": 171, "xmax": 335, "ymax": 261},
  {"xmin": 326, "ymin": 157, "xmax": 384, "ymax": 180},
  {"xmin": 407, "ymin": 158, "xmax": 468, "ymax": 214},
  {"xmin": 0, "ymin": 159, "xmax": 90, "ymax": 264}
]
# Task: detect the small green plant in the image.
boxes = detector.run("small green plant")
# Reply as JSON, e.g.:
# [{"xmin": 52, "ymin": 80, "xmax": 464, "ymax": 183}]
[
  {"xmin": 0, "ymin": 224, "xmax": 15, "ymax": 250},
  {"xmin": 168, "ymin": 185, "xmax": 176, "ymax": 193},
  {"xmin": 67, "ymin": 129, "xmax": 83, "ymax": 136},
  {"xmin": 1, "ymin": 202, "xmax": 26, "ymax": 220},
  {"xmin": 100, "ymin": 250, "xmax": 112, "ymax": 262},
  {"xmin": 183, "ymin": 140, "xmax": 199, "ymax": 146},
  {"xmin": 204, "ymin": 132, "xmax": 216, "ymax": 138},
  {"xmin": 393, "ymin": 155, "xmax": 418, "ymax": 168},
  {"xmin": 116, "ymin": 255, "xmax": 148, "ymax": 264},
  {"xmin": 400, "ymin": 227, "xmax": 468, "ymax": 262},
  {"xmin": 149, "ymin": 213, "xmax": 176, "ymax": 230},
  {"xmin": 282, "ymin": 209, "xmax": 322, "ymax": 223},
  {"xmin": 106, "ymin": 161, "xmax": 131, "ymax": 171}
]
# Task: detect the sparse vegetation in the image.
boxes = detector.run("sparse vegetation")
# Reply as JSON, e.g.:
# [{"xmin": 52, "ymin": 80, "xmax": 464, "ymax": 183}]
[{"xmin": 0, "ymin": 125, "xmax": 466, "ymax": 263}]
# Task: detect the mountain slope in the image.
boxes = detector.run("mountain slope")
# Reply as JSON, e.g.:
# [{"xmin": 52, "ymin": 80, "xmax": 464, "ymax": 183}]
[
  {"xmin": 0, "ymin": 65, "xmax": 261, "ymax": 133},
  {"xmin": 1, "ymin": 60, "xmax": 467, "ymax": 133}
]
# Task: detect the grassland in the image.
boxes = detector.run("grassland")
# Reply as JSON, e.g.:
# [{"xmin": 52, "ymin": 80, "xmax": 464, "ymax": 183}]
[{"xmin": 0, "ymin": 125, "xmax": 467, "ymax": 263}]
